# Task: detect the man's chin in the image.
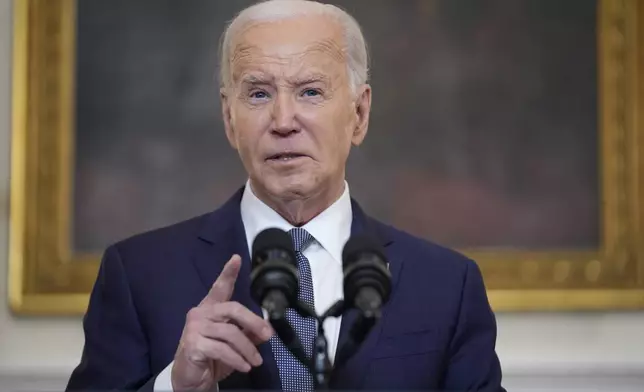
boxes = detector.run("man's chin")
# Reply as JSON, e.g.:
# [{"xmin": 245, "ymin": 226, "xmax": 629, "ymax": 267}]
[{"xmin": 260, "ymin": 174, "xmax": 317, "ymax": 200}]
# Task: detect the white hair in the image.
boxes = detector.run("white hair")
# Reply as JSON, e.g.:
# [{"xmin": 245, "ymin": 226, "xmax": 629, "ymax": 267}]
[{"xmin": 218, "ymin": 0, "xmax": 369, "ymax": 93}]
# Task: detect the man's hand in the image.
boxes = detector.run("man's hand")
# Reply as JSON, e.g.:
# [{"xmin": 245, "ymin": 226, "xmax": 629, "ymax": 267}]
[{"xmin": 171, "ymin": 255, "xmax": 273, "ymax": 391}]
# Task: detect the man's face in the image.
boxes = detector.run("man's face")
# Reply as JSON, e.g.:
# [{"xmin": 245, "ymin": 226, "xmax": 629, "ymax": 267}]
[{"xmin": 221, "ymin": 14, "xmax": 371, "ymax": 202}]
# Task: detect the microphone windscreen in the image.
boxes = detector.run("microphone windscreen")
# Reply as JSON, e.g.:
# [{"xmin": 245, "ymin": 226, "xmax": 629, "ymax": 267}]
[
  {"xmin": 342, "ymin": 235, "xmax": 386, "ymax": 266},
  {"xmin": 252, "ymin": 228, "xmax": 295, "ymax": 262}
]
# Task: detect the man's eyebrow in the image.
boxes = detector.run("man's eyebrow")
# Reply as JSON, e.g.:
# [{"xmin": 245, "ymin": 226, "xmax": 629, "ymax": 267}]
[
  {"xmin": 240, "ymin": 74, "xmax": 273, "ymax": 85},
  {"xmin": 290, "ymin": 73, "xmax": 331, "ymax": 86},
  {"xmin": 240, "ymin": 73, "xmax": 331, "ymax": 87}
]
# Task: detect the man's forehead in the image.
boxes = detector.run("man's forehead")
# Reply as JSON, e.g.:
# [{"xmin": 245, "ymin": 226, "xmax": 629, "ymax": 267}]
[
  {"xmin": 228, "ymin": 15, "xmax": 348, "ymax": 84},
  {"xmin": 233, "ymin": 37, "xmax": 344, "ymax": 61},
  {"xmin": 232, "ymin": 42, "xmax": 344, "ymax": 72},
  {"xmin": 231, "ymin": 42, "xmax": 346, "ymax": 84},
  {"xmin": 232, "ymin": 17, "xmax": 344, "ymax": 61}
]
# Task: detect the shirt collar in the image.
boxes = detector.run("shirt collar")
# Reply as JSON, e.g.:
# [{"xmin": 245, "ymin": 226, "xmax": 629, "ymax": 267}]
[{"xmin": 240, "ymin": 180, "xmax": 352, "ymax": 263}]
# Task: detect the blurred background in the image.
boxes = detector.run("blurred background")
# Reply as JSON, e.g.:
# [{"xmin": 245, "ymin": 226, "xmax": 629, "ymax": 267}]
[
  {"xmin": 72, "ymin": 0, "xmax": 598, "ymax": 252},
  {"xmin": 1, "ymin": 0, "xmax": 643, "ymax": 391}
]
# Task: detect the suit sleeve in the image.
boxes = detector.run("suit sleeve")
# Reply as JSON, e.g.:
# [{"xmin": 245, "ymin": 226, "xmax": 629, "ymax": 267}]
[
  {"xmin": 66, "ymin": 245, "xmax": 158, "ymax": 391},
  {"xmin": 441, "ymin": 259, "xmax": 506, "ymax": 391}
]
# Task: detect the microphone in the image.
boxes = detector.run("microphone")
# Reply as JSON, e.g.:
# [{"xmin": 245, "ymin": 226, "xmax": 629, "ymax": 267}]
[
  {"xmin": 334, "ymin": 235, "xmax": 392, "ymax": 369},
  {"xmin": 250, "ymin": 228, "xmax": 311, "ymax": 368},
  {"xmin": 342, "ymin": 235, "xmax": 391, "ymax": 317},
  {"xmin": 250, "ymin": 228, "xmax": 299, "ymax": 319}
]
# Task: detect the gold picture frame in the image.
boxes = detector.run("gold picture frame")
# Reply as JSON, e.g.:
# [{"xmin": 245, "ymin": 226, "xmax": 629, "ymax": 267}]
[{"xmin": 8, "ymin": 0, "xmax": 644, "ymax": 315}]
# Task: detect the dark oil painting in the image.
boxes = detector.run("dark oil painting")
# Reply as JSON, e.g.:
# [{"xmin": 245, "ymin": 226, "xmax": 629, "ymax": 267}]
[{"xmin": 73, "ymin": 0, "xmax": 599, "ymax": 253}]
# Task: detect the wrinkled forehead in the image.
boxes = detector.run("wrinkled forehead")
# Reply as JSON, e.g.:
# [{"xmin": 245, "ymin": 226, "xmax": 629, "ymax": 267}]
[{"xmin": 229, "ymin": 16, "xmax": 348, "ymax": 85}]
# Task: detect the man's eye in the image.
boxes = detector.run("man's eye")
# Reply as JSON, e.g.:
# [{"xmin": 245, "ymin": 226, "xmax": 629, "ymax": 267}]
[
  {"xmin": 302, "ymin": 89, "xmax": 321, "ymax": 97},
  {"xmin": 250, "ymin": 91, "xmax": 269, "ymax": 99}
]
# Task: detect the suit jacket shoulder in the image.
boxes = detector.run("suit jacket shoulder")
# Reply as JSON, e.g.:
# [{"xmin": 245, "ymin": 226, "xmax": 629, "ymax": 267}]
[
  {"xmin": 110, "ymin": 213, "xmax": 210, "ymax": 265},
  {"xmin": 369, "ymin": 218, "xmax": 489, "ymax": 329},
  {"xmin": 359, "ymin": 219, "xmax": 503, "ymax": 391},
  {"xmin": 376, "ymin": 219, "xmax": 479, "ymax": 286}
]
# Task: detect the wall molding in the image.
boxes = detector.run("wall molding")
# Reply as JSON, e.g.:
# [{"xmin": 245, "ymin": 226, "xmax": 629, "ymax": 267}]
[
  {"xmin": 0, "ymin": 372, "xmax": 68, "ymax": 391},
  {"xmin": 1, "ymin": 368, "xmax": 643, "ymax": 392}
]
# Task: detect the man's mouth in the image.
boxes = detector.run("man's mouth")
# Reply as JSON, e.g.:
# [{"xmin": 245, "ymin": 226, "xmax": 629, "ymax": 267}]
[{"xmin": 266, "ymin": 153, "xmax": 308, "ymax": 161}]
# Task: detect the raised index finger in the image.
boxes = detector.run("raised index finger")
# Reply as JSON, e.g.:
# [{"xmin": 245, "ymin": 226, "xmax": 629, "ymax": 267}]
[{"xmin": 201, "ymin": 254, "xmax": 242, "ymax": 306}]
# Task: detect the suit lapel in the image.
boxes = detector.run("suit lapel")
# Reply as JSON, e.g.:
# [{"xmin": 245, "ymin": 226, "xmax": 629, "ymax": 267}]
[
  {"xmin": 192, "ymin": 188, "xmax": 281, "ymax": 390},
  {"xmin": 191, "ymin": 191, "xmax": 403, "ymax": 390},
  {"xmin": 330, "ymin": 199, "xmax": 403, "ymax": 390}
]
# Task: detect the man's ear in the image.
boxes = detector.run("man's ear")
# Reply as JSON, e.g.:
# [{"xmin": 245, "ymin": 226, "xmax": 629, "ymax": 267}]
[
  {"xmin": 221, "ymin": 88, "xmax": 238, "ymax": 149},
  {"xmin": 351, "ymin": 84, "xmax": 372, "ymax": 147}
]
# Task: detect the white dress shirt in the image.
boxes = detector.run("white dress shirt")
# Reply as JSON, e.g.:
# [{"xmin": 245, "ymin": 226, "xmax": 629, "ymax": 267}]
[{"xmin": 155, "ymin": 181, "xmax": 351, "ymax": 390}]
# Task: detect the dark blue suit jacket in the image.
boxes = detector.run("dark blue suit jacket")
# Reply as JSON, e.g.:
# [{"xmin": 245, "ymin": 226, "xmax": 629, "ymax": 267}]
[{"xmin": 67, "ymin": 188, "xmax": 505, "ymax": 391}]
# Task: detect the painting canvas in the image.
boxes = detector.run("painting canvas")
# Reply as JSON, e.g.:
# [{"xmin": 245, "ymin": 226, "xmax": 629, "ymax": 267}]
[
  {"xmin": 8, "ymin": 0, "xmax": 644, "ymax": 314},
  {"xmin": 73, "ymin": 0, "xmax": 598, "ymax": 253}
]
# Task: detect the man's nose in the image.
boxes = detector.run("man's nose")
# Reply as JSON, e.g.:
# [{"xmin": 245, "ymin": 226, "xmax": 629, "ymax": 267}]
[{"xmin": 271, "ymin": 93, "xmax": 298, "ymax": 135}]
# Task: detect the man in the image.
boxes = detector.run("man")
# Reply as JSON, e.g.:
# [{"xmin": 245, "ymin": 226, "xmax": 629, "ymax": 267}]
[{"xmin": 67, "ymin": 0, "xmax": 505, "ymax": 391}]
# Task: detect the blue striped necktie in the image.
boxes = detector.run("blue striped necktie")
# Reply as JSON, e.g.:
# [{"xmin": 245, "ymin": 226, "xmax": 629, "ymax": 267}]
[{"xmin": 270, "ymin": 227, "xmax": 317, "ymax": 392}]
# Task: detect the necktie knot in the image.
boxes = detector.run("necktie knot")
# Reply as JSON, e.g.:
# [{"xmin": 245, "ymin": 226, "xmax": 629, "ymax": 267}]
[{"xmin": 289, "ymin": 228, "xmax": 314, "ymax": 253}]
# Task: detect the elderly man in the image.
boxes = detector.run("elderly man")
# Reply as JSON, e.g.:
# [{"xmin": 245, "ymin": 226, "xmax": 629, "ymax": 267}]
[{"xmin": 67, "ymin": 0, "xmax": 505, "ymax": 391}]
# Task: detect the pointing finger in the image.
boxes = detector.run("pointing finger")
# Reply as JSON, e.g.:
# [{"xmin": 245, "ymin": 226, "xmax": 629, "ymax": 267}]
[{"xmin": 201, "ymin": 254, "xmax": 242, "ymax": 305}]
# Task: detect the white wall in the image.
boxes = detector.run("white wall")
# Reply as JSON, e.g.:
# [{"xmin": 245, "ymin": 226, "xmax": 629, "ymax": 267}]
[{"xmin": 0, "ymin": 0, "xmax": 643, "ymax": 390}]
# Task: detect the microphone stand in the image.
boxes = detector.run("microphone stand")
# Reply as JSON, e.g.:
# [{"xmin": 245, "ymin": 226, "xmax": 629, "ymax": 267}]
[
  {"xmin": 268, "ymin": 299, "xmax": 377, "ymax": 390},
  {"xmin": 311, "ymin": 300, "xmax": 345, "ymax": 389},
  {"xmin": 291, "ymin": 300, "xmax": 336, "ymax": 390},
  {"xmin": 312, "ymin": 321, "xmax": 330, "ymax": 389}
]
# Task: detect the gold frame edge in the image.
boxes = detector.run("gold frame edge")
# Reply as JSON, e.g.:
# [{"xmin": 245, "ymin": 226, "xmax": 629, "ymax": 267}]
[
  {"xmin": 8, "ymin": 0, "xmax": 29, "ymax": 313},
  {"xmin": 6, "ymin": 0, "xmax": 644, "ymax": 315}
]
